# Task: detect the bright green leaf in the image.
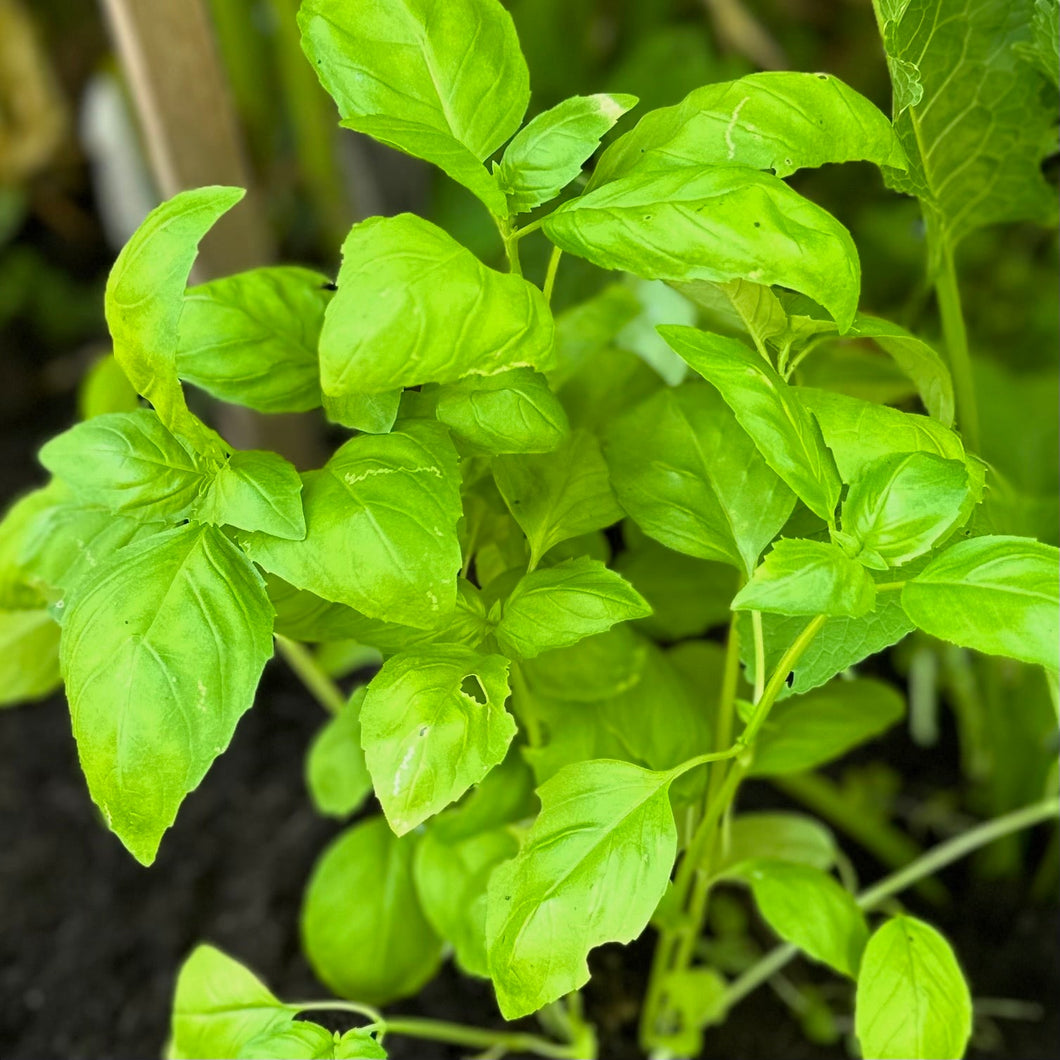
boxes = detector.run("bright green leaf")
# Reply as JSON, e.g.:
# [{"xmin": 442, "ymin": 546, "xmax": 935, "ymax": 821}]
[
  {"xmin": 519, "ymin": 625, "xmax": 647, "ymax": 704},
  {"xmin": 195, "ymin": 450, "xmax": 305, "ymax": 540},
  {"xmin": 0, "ymin": 610, "xmax": 61, "ymax": 706},
  {"xmin": 306, "ymin": 688, "xmax": 373, "ymax": 820},
  {"xmin": 334, "ymin": 1030, "xmax": 387, "ymax": 1060},
  {"xmin": 486, "ymin": 759, "xmax": 678, "ymax": 1019},
  {"xmin": 302, "ymin": 817, "xmax": 443, "ymax": 1005},
  {"xmin": 856, "ymin": 915, "xmax": 972, "ymax": 1059},
  {"xmin": 61, "ymin": 524, "xmax": 273, "ymax": 864},
  {"xmin": 0, "ymin": 482, "xmax": 64, "ymax": 609},
  {"xmin": 237, "ymin": 1022, "xmax": 337, "ymax": 1060},
  {"xmin": 78, "ymin": 354, "xmax": 140, "ymax": 419},
  {"xmin": 615, "ymin": 278, "xmax": 697, "ymax": 385},
  {"xmin": 360, "ymin": 646, "xmax": 514, "ymax": 833},
  {"xmin": 549, "ymin": 283, "xmax": 642, "ymax": 388},
  {"xmin": 323, "ymin": 389, "xmax": 402, "ymax": 435},
  {"xmin": 716, "ymin": 812, "xmax": 837, "ymax": 873}
]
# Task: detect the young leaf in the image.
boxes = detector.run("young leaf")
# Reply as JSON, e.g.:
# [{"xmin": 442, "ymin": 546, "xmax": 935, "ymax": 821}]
[
  {"xmin": 717, "ymin": 813, "xmax": 837, "ymax": 873},
  {"xmin": 306, "ymin": 688, "xmax": 373, "ymax": 820},
  {"xmin": 169, "ymin": 944, "xmax": 292, "ymax": 1060},
  {"xmin": 676, "ymin": 277, "xmax": 791, "ymax": 353},
  {"xmin": 299, "ymin": 0, "xmax": 528, "ymax": 216},
  {"xmin": 855, "ymin": 916, "xmax": 972, "ymax": 1060},
  {"xmin": 435, "ymin": 368, "xmax": 570, "ymax": 454},
  {"xmin": 604, "ymin": 384, "xmax": 795, "ymax": 575},
  {"xmin": 875, "ymin": 0, "xmax": 1058, "ymax": 261},
  {"xmin": 78, "ymin": 353, "xmax": 140, "ymax": 419},
  {"xmin": 733, "ymin": 539, "xmax": 876, "ymax": 618},
  {"xmin": 543, "ymin": 167, "xmax": 861, "ymax": 330},
  {"xmin": 495, "ymin": 557, "xmax": 651, "ymax": 659},
  {"xmin": 486, "ymin": 759, "xmax": 678, "ymax": 1019},
  {"xmin": 359, "ymin": 646, "xmax": 514, "ymax": 833},
  {"xmin": 497, "ymin": 93, "xmax": 638, "ymax": 213},
  {"xmin": 662, "ymin": 328, "xmax": 843, "ymax": 523},
  {"xmin": 302, "ymin": 817, "xmax": 443, "ymax": 1005},
  {"xmin": 0, "ymin": 482, "xmax": 65, "ymax": 609},
  {"xmin": 243, "ymin": 421, "xmax": 463, "ymax": 629},
  {"xmin": 549, "ymin": 283, "xmax": 642, "ymax": 388},
  {"xmin": 195, "ymin": 450, "xmax": 305, "ymax": 540},
  {"xmin": 519, "ymin": 625, "xmax": 647, "ymax": 703},
  {"xmin": 615, "ymin": 278, "xmax": 697, "ymax": 385},
  {"xmin": 334, "ymin": 1030, "xmax": 388, "ymax": 1060},
  {"xmin": 732, "ymin": 861, "xmax": 868, "ymax": 978},
  {"xmin": 237, "ymin": 1022, "xmax": 338, "ymax": 1060},
  {"xmin": 840, "ymin": 452, "xmax": 970, "ymax": 568},
  {"xmin": 901, "ymin": 536, "xmax": 1060, "ymax": 669},
  {"xmin": 319, "ymin": 215, "xmax": 554, "ymax": 395},
  {"xmin": 0, "ymin": 610, "xmax": 61, "ymax": 706},
  {"xmin": 323, "ymin": 389, "xmax": 402, "ymax": 435},
  {"xmin": 39, "ymin": 409, "xmax": 216, "ymax": 523},
  {"xmin": 105, "ymin": 187, "xmax": 242, "ymax": 457},
  {"xmin": 60, "ymin": 524, "xmax": 274, "ymax": 864},
  {"xmin": 493, "ymin": 429, "xmax": 623, "ymax": 568},
  {"xmin": 590, "ymin": 71, "xmax": 906, "ymax": 187},
  {"xmin": 747, "ymin": 678, "xmax": 905, "ymax": 777},
  {"xmin": 177, "ymin": 266, "xmax": 330, "ymax": 413}
]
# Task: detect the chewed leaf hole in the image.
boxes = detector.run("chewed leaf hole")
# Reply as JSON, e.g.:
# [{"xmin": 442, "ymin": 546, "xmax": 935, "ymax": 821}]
[{"xmin": 460, "ymin": 674, "xmax": 488, "ymax": 704}]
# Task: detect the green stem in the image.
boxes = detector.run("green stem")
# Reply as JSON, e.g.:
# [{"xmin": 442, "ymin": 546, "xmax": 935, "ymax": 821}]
[
  {"xmin": 274, "ymin": 634, "xmax": 346, "ymax": 715},
  {"xmin": 934, "ymin": 241, "xmax": 979, "ymax": 451},
  {"xmin": 719, "ymin": 797, "xmax": 1059, "ymax": 1012},
  {"xmin": 381, "ymin": 1017, "xmax": 584, "ymax": 1059},
  {"xmin": 750, "ymin": 610, "xmax": 766, "ymax": 705},
  {"xmin": 543, "ymin": 245, "xmax": 563, "ymax": 304},
  {"xmin": 288, "ymin": 999, "xmax": 382, "ymax": 1023}
]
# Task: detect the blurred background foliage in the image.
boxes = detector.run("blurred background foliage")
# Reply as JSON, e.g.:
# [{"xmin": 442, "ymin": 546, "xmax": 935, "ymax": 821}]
[{"xmin": 0, "ymin": 0, "xmax": 1056, "ymax": 884}]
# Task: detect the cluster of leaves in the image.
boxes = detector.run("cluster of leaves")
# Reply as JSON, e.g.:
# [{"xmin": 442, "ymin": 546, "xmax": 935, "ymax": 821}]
[{"xmin": 1, "ymin": 1, "xmax": 1057, "ymax": 1059}]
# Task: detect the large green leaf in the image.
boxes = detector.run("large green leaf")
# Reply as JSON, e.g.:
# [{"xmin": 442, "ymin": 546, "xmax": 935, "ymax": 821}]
[
  {"xmin": 39, "ymin": 409, "xmax": 216, "ymax": 523},
  {"xmin": 302, "ymin": 817, "xmax": 443, "ymax": 1005},
  {"xmin": 60, "ymin": 524, "xmax": 273, "ymax": 864},
  {"xmin": 716, "ymin": 812, "xmax": 837, "ymax": 873},
  {"xmin": 169, "ymin": 945, "xmax": 292, "ymax": 1060},
  {"xmin": 733, "ymin": 861, "xmax": 868, "ymax": 978},
  {"xmin": 486, "ymin": 759, "xmax": 678, "ymax": 1018},
  {"xmin": 544, "ymin": 168, "xmax": 861, "ymax": 330},
  {"xmin": 519, "ymin": 625, "xmax": 647, "ymax": 704},
  {"xmin": 495, "ymin": 557, "xmax": 650, "ymax": 659},
  {"xmin": 604, "ymin": 384, "xmax": 795, "ymax": 575},
  {"xmin": 0, "ymin": 482, "xmax": 65, "ymax": 609},
  {"xmin": 493, "ymin": 429, "xmax": 623, "ymax": 568},
  {"xmin": 195, "ymin": 450, "xmax": 305, "ymax": 540},
  {"xmin": 306, "ymin": 688, "xmax": 373, "ymax": 820},
  {"xmin": 299, "ymin": 0, "xmax": 527, "ymax": 214},
  {"xmin": 360, "ymin": 646, "xmax": 514, "ymax": 833},
  {"xmin": 662, "ymin": 328, "xmax": 842, "ymax": 524},
  {"xmin": 901, "ymin": 536, "xmax": 1060, "ymax": 669},
  {"xmin": 105, "ymin": 187, "xmax": 241, "ymax": 456},
  {"xmin": 435, "ymin": 368, "xmax": 569, "ymax": 454},
  {"xmin": 855, "ymin": 916, "xmax": 972, "ymax": 1059},
  {"xmin": 747, "ymin": 678, "xmax": 905, "ymax": 777},
  {"xmin": 319, "ymin": 215, "xmax": 553, "ymax": 396},
  {"xmin": 591, "ymin": 71, "xmax": 906, "ymax": 186},
  {"xmin": 498, "ymin": 93, "xmax": 638, "ymax": 213},
  {"xmin": 0, "ymin": 610, "xmax": 61, "ymax": 706},
  {"xmin": 874, "ymin": 0, "xmax": 1058, "ymax": 263},
  {"xmin": 176, "ymin": 266, "xmax": 330, "ymax": 413},
  {"xmin": 243, "ymin": 421, "xmax": 462, "ymax": 629}
]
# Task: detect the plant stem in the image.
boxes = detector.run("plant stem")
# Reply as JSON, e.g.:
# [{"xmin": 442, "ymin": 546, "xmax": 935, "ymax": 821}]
[
  {"xmin": 934, "ymin": 240, "xmax": 979, "ymax": 450},
  {"xmin": 543, "ymin": 245, "xmax": 563, "ymax": 304},
  {"xmin": 719, "ymin": 796, "xmax": 1059, "ymax": 1011},
  {"xmin": 381, "ymin": 1017, "xmax": 584, "ymax": 1058},
  {"xmin": 288, "ymin": 999, "xmax": 382, "ymax": 1023},
  {"xmin": 750, "ymin": 610, "xmax": 765, "ymax": 705},
  {"xmin": 274, "ymin": 634, "xmax": 346, "ymax": 715}
]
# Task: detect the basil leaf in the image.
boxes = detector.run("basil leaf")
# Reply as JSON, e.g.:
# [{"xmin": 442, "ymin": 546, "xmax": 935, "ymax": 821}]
[
  {"xmin": 319, "ymin": 215, "xmax": 553, "ymax": 395},
  {"xmin": 498, "ymin": 93, "xmax": 638, "ymax": 213},
  {"xmin": 322, "ymin": 390, "xmax": 402, "ymax": 435},
  {"xmin": 663, "ymin": 328, "xmax": 843, "ymax": 524},
  {"xmin": 195, "ymin": 450, "xmax": 305, "ymax": 540},
  {"xmin": 675, "ymin": 277, "xmax": 791, "ymax": 352},
  {"xmin": 61, "ymin": 524, "xmax": 273, "ymax": 864},
  {"xmin": 615, "ymin": 279, "xmax": 697, "ymax": 386},
  {"xmin": 105, "ymin": 187, "xmax": 241, "ymax": 457},
  {"xmin": 78, "ymin": 354, "xmax": 139, "ymax": 420},
  {"xmin": 360, "ymin": 646, "xmax": 514, "ymax": 833},
  {"xmin": 169, "ymin": 944, "xmax": 292, "ymax": 1060},
  {"xmin": 716, "ymin": 813, "xmax": 837, "ymax": 873},
  {"xmin": 734, "ymin": 539, "xmax": 876, "ymax": 618},
  {"xmin": 436, "ymin": 368, "xmax": 569, "ymax": 454},
  {"xmin": 39, "ymin": 409, "xmax": 216, "ymax": 523},
  {"xmin": 748, "ymin": 678, "xmax": 905, "ymax": 777},
  {"xmin": 875, "ymin": 0, "xmax": 1057, "ymax": 258},
  {"xmin": 493, "ymin": 429, "xmax": 623, "ymax": 568},
  {"xmin": 334, "ymin": 1030, "xmax": 388, "ymax": 1060},
  {"xmin": 519, "ymin": 625, "xmax": 647, "ymax": 704},
  {"xmin": 840, "ymin": 452, "xmax": 970, "ymax": 569},
  {"xmin": 0, "ymin": 610, "xmax": 61, "ymax": 706},
  {"xmin": 495, "ymin": 557, "xmax": 649, "ymax": 659},
  {"xmin": 306, "ymin": 688, "xmax": 372, "ymax": 820},
  {"xmin": 299, "ymin": 0, "xmax": 528, "ymax": 214},
  {"xmin": 177, "ymin": 266, "xmax": 330, "ymax": 413},
  {"xmin": 244, "ymin": 421, "xmax": 463, "ymax": 629},
  {"xmin": 302, "ymin": 817, "xmax": 443, "ymax": 1005},
  {"xmin": 549, "ymin": 283, "xmax": 642, "ymax": 388},
  {"xmin": 856, "ymin": 916, "xmax": 972, "ymax": 1060},
  {"xmin": 237, "ymin": 1023, "xmax": 337, "ymax": 1060},
  {"xmin": 733, "ymin": 861, "xmax": 868, "ymax": 978},
  {"xmin": 0, "ymin": 483, "xmax": 65, "ymax": 609},
  {"xmin": 544, "ymin": 167, "xmax": 860, "ymax": 330},
  {"xmin": 604, "ymin": 384, "xmax": 795, "ymax": 575},
  {"xmin": 557, "ymin": 346, "xmax": 664, "ymax": 432},
  {"xmin": 591, "ymin": 71, "xmax": 905, "ymax": 187},
  {"xmin": 901, "ymin": 536, "xmax": 1060, "ymax": 669},
  {"xmin": 486, "ymin": 759, "xmax": 678, "ymax": 1019}
]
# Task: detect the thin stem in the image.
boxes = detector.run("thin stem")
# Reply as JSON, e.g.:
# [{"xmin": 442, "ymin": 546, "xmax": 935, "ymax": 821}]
[
  {"xmin": 287, "ymin": 999, "xmax": 382, "ymax": 1023},
  {"xmin": 543, "ymin": 245, "xmax": 563, "ymax": 304},
  {"xmin": 719, "ymin": 797, "xmax": 1059, "ymax": 1011},
  {"xmin": 512, "ymin": 216, "xmax": 545, "ymax": 240},
  {"xmin": 494, "ymin": 216, "xmax": 523, "ymax": 276},
  {"xmin": 750, "ymin": 610, "xmax": 766, "ymax": 705},
  {"xmin": 934, "ymin": 240, "xmax": 979, "ymax": 450},
  {"xmin": 274, "ymin": 634, "xmax": 346, "ymax": 715},
  {"xmin": 381, "ymin": 1017, "xmax": 583, "ymax": 1059}
]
